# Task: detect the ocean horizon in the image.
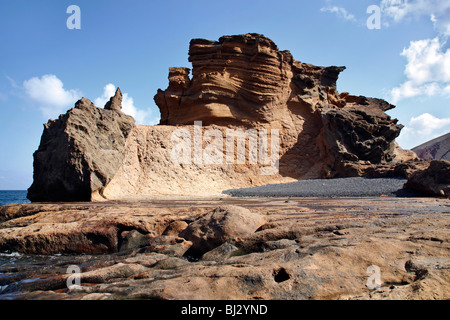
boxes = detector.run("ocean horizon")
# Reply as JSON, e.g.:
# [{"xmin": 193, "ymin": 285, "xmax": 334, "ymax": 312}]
[{"xmin": 0, "ymin": 190, "xmax": 30, "ymax": 206}]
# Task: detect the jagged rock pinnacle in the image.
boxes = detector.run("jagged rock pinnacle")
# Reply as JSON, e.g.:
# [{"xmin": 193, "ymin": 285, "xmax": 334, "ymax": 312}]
[{"xmin": 104, "ymin": 87, "xmax": 123, "ymax": 111}]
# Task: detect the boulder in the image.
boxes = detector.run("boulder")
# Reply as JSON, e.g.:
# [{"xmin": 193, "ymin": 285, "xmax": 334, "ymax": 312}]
[
  {"xmin": 162, "ymin": 221, "xmax": 189, "ymax": 236},
  {"xmin": 144, "ymin": 235, "xmax": 193, "ymax": 257},
  {"xmin": 27, "ymin": 95, "xmax": 135, "ymax": 202},
  {"xmin": 201, "ymin": 242, "xmax": 239, "ymax": 262},
  {"xmin": 180, "ymin": 205, "xmax": 265, "ymax": 256},
  {"xmin": 119, "ymin": 230, "xmax": 152, "ymax": 253},
  {"xmin": 404, "ymin": 160, "xmax": 450, "ymax": 197}
]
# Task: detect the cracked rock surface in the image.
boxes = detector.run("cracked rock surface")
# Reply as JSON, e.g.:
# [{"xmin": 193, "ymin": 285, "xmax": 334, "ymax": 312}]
[{"xmin": 0, "ymin": 197, "xmax": 449, "ymax": 300}]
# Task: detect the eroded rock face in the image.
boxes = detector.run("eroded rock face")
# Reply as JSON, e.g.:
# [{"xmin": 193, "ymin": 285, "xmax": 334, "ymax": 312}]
[
  {"xmin": 154, "ymin": 33, "xmax": 408, "ymax": 180},
  {"xmin": 28, "ymin": 34, "xmax": 417, "ymax": 201},
  {"xmin": 104, "ymin": 87, "xmax": 123, "ymax": 112},
  {"xmin": 27, "ymin": 93, "xmax": 135, "ymax": 202}
]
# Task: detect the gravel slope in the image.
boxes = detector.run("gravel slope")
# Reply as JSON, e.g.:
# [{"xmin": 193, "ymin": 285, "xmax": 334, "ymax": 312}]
[{"xmin": 223, "ymin": 177, "xmax": 421, "ymax": 197}]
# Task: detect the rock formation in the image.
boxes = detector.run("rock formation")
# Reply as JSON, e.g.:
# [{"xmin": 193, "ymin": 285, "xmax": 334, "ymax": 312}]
[
  {"xmin": 104, "ymin": 87, "xmax": 123, "ymax": 112},
  {"xmin": 28, "ymin": 34, "xmax": 418, "ymax": 201},
  {"xmin": 27, "ymin": 90, "xmax": 135, "ymax": 202},
  {"xmin": 1, "ymin": 198, "xmax": 449, "ymax": 300},
  {"xmin": 405, "ymin": 160, "xmax": 450, "ymax": 197},
  {"xmin": 154, "ymin": 33, "xmax": 410, "ymax": 180}
]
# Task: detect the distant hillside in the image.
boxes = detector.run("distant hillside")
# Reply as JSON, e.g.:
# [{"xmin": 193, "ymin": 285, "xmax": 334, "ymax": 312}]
[{"xmin": 412, "ymin": 132, "xmax": 450, "ymax": 161}]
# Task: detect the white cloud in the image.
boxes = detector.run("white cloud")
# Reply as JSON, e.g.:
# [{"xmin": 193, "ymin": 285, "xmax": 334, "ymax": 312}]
[
  {"xmin": 23, "ymin": 74, "xmax": 81, "ymax": 118},
  {"xmin": 94, "ymin": 83, "xmax": 116, "ymax": 109},
  {"xmin": 390, "ymin": 81, "xmax": 440, "ymax": 103},
  {"xmin": 320, "ymin": 6, "xmax": 356, "ymax": 22},
  {"xmin": 402, "ymin": 38, "xmax": 450, "ymax": 84},
  {"xmin": 397, "ymin": 113, "xmax": 450, "ymax": 149},
  {"xmin": 444, "ymin": 84, "xmax": 450, "ymax": 95},
  {"xmin": 0, "ymin": 92, "xmax": 7, "ymax": 102},
  {"xmin": 381, "ymin": 1, "xmax": 450, "ymax": 103},
  {"xmin": 95, "ymin": 83, "xmax": 156, "ymax": 125},
  {"xmin": 390, "ymin": 37, "xmax": 450, "ymax": 103},
  {"xmin": 381, "ymin": 0, "xmax": 450, "ymax": 36}
]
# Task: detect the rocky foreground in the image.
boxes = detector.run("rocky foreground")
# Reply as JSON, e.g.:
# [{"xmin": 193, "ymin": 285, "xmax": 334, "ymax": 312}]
[{"xmin": 0, "ymin": 197, "xmax": 449, "ymax": 300}]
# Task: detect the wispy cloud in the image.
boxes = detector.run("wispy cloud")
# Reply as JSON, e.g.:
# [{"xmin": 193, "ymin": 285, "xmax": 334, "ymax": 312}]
[
  {"xmin": 23, "ymin": 74, "xmax": 82, "ymax": 119},
  {"xmin": 5, "ymin": 74, "xmax": 18, "ymax": 89},
  {"xmin": 381, "ymin": 0, "xmax": 450, "ymax": 37},
  {"xmin": 320, "ymin": 5, "xmax": 356, "ymax": 22}
]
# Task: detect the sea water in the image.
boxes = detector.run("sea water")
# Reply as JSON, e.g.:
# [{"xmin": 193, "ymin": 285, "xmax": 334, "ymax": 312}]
[{"xmin": 0, "ymin": 190, "xmax": 30, "ymax": 206}]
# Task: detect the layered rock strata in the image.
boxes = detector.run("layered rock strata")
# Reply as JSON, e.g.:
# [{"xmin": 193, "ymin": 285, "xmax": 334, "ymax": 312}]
[
  {"xmin": 154, "ymin": 34, "xmax": 409, "ymax": 181},
  {"xmin": 29, "ymin": 34, "xmax": 418, "ymax": 201}
]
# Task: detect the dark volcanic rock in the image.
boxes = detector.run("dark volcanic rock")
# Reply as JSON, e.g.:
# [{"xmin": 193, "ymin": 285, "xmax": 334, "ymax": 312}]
[
  {"xmin": 320, "ymin": 97, "xmax": 402, "ymax": 172},
  {"xmin": 404, "ymin": 160, "xmax": 450, "ymax": 197},
  {"xmin": 27, "ymin": 96, "xmax": 135, "ymax": 202}
]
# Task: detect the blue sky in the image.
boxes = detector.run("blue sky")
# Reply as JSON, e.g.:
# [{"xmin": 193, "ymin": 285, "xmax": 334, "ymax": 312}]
[{"xmin": 0, "ymin": 0, "xmax": 449, "ymax": 189}]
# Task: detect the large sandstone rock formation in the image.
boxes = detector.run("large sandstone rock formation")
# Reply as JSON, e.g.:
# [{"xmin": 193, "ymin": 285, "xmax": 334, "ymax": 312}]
[
  {"xmin": 28, "ymin": 34, "xmax": 417, "ymax": 201},
  {"xmin": 154, "ymin": 34, "xmax": 409, "ymax": 179}
]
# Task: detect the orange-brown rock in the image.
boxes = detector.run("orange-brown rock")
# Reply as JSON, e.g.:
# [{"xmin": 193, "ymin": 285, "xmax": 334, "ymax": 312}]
[
  {"xmin": 28, "ymin": 33, "xmax": 418, "ymax": 201},
  {"xmin": 1, "ymin": 198, "xmax": 449, "ymax": 300},
  {"xmin": 154, "ymin": 33, "xmax": 412, "ymax": 181}
]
